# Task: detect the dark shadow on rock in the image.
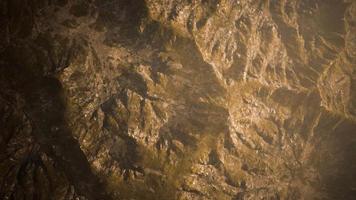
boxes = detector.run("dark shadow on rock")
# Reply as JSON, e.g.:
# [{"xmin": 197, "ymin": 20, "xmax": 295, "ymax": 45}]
[{"xmin": 0, "ymin": 44, "xmax": 112, "ymax": 200}]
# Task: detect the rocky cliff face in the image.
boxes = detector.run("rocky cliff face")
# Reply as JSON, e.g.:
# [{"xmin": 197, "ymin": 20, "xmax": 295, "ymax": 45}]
[{"xmin": 1, "ymin": 0, "xmax": 356, "ymax": 199}]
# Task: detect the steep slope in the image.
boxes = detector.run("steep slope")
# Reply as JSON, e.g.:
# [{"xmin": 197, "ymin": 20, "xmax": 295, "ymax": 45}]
[{"xmin": 1, "ymin": 0, "xmax": 355, "ymax": 199}]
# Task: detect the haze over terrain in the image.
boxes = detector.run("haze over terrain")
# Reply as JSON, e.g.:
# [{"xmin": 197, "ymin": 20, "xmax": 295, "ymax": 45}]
[{"xmin": 0, "ymin": 0, "xmax": 356, "ymax": 199}]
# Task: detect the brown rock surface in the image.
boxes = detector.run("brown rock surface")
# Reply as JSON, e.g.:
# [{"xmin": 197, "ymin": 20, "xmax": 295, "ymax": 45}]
[{"xmin": 1, "ymin": 0, "xmax": 355, "ymax": 199}]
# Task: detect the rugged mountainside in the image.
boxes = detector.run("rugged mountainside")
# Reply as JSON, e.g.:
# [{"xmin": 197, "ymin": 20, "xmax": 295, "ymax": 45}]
[{"xmin": 1, "ymin": 0, "xmax": 356, "ymax": 199}]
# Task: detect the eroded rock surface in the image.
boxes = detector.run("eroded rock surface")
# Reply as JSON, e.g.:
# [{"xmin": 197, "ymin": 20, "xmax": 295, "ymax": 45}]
[{"xmin": 1, "ymin": 0, "xmax": 356, "ymax": 199}]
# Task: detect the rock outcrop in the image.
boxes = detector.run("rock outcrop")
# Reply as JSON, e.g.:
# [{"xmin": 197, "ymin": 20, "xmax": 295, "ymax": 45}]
[{"xmin": 1, "ymin": 0, "xmax": 355, "ymax": 199}]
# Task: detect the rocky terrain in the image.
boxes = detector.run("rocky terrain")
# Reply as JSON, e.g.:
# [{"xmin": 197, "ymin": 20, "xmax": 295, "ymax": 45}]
[{"xmin": 1, "ymin": 0, "xmax": 356, "ymax": 199}]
